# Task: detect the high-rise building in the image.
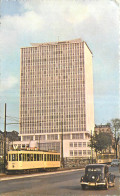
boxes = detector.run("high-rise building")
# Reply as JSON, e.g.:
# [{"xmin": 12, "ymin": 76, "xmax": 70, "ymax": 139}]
[{"xmin": 19, "ymin": 38, "xmax": 94, "ymax": 158}]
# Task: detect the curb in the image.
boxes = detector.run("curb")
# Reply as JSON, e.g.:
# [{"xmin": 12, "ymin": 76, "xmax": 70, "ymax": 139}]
[{"xmin": 0, "ymin": 168, "xmax": 84, "ymax": 182}]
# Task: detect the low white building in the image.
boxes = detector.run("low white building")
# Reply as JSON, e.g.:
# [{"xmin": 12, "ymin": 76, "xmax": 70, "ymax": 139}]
[{"xmin": 10, "ymin": 140, "xmax": 37, "ymax": 150}]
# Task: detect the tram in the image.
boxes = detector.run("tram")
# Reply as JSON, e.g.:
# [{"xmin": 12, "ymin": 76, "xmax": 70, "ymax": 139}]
[
  {"xmin": 97, "ymin": 153, "xmax": 115, "ymax": 164},
  {"xmin": 7, "ymin": 150, "xmax": 60, "ymax": 174}
]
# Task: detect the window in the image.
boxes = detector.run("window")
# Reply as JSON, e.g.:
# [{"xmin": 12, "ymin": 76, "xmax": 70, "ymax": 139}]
[
  {"xmin": 78, "ymin": 142, "xmax": 82, "ymax": 147},
  {"xmin": 19, "ymin": 154, "xmax": 22, "ymax": 161},
  {"xmin": 23, "ymin": 154, "xmax": 26, "ymax": 161},
  {"xmin": 74, "ymin": 150, "xmax": 77, "ymax": 156},
  {"xmin": 52, "ymin": 155, "xmax": 53, "ymax": 161},
  {"xmin": 31, "ymin": 154, "xmax": 33, "ymax": 161},
  {"xmin": 34, "ymin": 154, "xmax": 36, "ymax": 161},
  {"xmin": 23, "ymin": 154, "xmax": 25, "ymax": 161},
  {"xmin": 87, "ymin": 167, "xmax": 102, "ymax": 172},
  {"xmin": 47, "ymin": 154, "xmax": 49, "ymax": 161},
  {"xmin": 12, "ymin": 154, "xmax": 15, "ymax": 161},
  {"xmin": 27, "ymin": 154, "xmax": 30, "ymax": 161},
  {"xmin": 40, "ymin": 154, "xmax": 43, "ymax": 161},
  {"xmin": 57, "ymin": 155, "xmax": 60, "ymax": 161},
  {"xmin": 44, "ymin": 154, "xmax": 47, "ymax": 161},
  {"xmin": 83, "ymin": 150, "xmax": 86, "ymax": 155},
  {"xmin": 74, "ymin": 142, "xmax": 77, "ymax": 147},
  {"xmin": 55, "ymin": 155, "xmax": 57, "ymax": 161},
  {"xmin": 70, "ymin": 151, "xmax": 73, "ymax": 156},
  {"xmin": 88, "ymin": 150, "xmax": 91, "ymax": 155},
  {"xmin": 70, "ymin": 142, "xmax": 73, "ymax": 147},
  {"xmin": 78, "ymin": 150, "xmax": 82, "ymax": 156},
  {"xmin": 83, "ymin": 142, "xmax": 86, "ymax": 147}
]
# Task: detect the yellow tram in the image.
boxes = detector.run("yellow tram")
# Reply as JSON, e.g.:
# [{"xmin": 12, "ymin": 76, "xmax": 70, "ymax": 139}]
[
  {"xmin": 97, "ymin": 154, "xmax": 115, "ymax": 164},
  {"xmin": 7, "ymin": 150, "xmax": 60, "ymax": 173}
]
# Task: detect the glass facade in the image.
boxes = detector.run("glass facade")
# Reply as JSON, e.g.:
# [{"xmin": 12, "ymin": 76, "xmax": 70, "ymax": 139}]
[{"xmin": 19, "ymin": 39, "xmax": 94, "ymax": 157}]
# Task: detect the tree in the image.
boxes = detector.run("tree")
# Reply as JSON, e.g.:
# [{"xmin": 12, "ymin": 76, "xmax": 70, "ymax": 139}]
[
  {"xmin": 108, "ymin": 119, "xmax": 120, "ymax": 158},
  {"xmin": 89, "ymin": 131, "xmax": 112, "ymax": 157}
]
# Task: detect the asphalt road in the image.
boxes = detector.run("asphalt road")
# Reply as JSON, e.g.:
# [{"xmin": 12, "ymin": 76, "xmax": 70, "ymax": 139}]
[{"xmin": 0, "ymin": 166, "xmax": 120, "ymax": 196}]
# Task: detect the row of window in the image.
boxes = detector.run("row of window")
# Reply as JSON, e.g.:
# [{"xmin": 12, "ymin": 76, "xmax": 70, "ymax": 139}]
[
  {"xmin": 22, "ymin": 133, "xmax": 86, "ymax": 141},
  {"xmin": 8, "ymin": 153, "xmax": 60, "ymax": 162},
  {"xmin": 21, "ymin": 126, "xmax": 86, "ymax": 134},
  {"xmin": 22, "ymin": 56, "xmax": 84, "ymax": 62},
  {"xmin": 21, "ymin": 130, "xmax": 86, "ymax": 135},
  {"xmin": 70, "ymin": 150, "xmax": 91, "ymax": 156},
  {"xmin": 70, "ymin": 142, "xmax": 90, "ymax": 148}
]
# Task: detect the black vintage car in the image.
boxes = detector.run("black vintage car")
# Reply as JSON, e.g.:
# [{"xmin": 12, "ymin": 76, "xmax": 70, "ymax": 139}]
[{"xmin": 80, "ymin": 164, "xmax": 115, "ymax": 190}]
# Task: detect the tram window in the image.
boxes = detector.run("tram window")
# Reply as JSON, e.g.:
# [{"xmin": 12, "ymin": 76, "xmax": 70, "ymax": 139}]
[
  {"xmin": 31, "ymin": 154, "xmax": 33, "ymax": 161},
  {"xmin": 16, "ymin": 154, "xmax": 18, "ymax": 161},
  {"xmin": 25, "ymin": 154, "xmax": 26, "ymax": 161},
  {"xmin": 44, "ymin": 154, "xmax": 46, "ymax": 161},
  {"xmin": 37, "ymin": 154, "xmax": 39, "ymax": 161},
  {"xmin": 9, "ymin": 154, "xmax": 11, "ymax": 161},
  {"xmin": 12, "ymin": 154, "xmax": 14, "ymax": 161},
  {"xmin": 27, "ymin": 154, "xmax": 30, "ymax": 161},
  {"xmin": 12, "ymin": 154, "xmax": 15, "ymax": 161},
  {"xmin": 40, "ymin": 154, "xmax": 43, "ymax": 161},
  {"xmin": 47, "ymin": 154, "xmax": 49, "ymax": 161},
  {"xmin": 19, "ymin": 154, "xmax": 22, "ymax": 161},
  {"xmin": 57, "ymin": 155, "xmax": 60, "ymax": 161},
  {"xmin": 34, "ymin": 154, "xmax": 36, "ymax": 161},
  {"xmin": 52, "ymin": 155, "xmax": 53, "ymax": 161},
  {"xmin": 23, "ymin": 154, "xmax": 25, "ymax": 161},
  {"xmin": 55, "ymin": 155, "xmax": 57, "ymax": 161},
  {"xmin": 54, "ymin": 155, "xmax": 56, "ymax": 161},
  {"xmin": 50, "ymin": 154, "xmax": 51, "ymax": 161},
  {"xmin": 39, "ymin": 154, "xmax": 41, "ymax": 161}
]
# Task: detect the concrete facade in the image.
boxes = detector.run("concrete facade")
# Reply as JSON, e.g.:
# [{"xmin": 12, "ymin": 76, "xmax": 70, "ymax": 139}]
[{"xmin": 19, "ymin": 39, "xmax": 94, "ymax": 158}]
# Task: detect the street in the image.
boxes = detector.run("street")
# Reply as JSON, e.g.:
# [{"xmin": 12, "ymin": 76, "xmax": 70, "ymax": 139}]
[{"xmin": 0, "ymin": 166, "xmax": 120, "ymax": 196}]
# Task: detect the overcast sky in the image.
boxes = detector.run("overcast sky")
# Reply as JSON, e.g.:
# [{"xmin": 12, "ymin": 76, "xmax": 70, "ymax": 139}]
[{"xmin": 0, "ymin": 0, "xmax": 119, "ymax": 132}]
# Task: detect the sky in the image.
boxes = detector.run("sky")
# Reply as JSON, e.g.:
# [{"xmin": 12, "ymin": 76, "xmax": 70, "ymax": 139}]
[{"xmin": 0, "ymin": 0, "xmax": 119, "ymax": 132}]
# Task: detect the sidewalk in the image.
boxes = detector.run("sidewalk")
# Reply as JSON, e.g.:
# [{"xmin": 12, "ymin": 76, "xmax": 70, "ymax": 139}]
[{"xmin": 113, "ymin": 170, "xmax": 120, "ymax": 177}]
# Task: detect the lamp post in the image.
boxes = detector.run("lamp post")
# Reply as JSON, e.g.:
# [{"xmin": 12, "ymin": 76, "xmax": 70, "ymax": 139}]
[
  {"xmin": 60, "ymin": 121, "xmax": 64, "ymax": 168},
  {"xmin": 91, "ymin": 130, "xmax": 93, "ymax": 164},
  {"xmin": 4, "ymin": 103, "xmax": 6, "ymax": 173}
]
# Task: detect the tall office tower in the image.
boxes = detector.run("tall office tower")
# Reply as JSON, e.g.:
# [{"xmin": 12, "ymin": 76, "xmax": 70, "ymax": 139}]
[{"xmin": 20, "ymin": 39, "xmax": 94, "ymax": 158}]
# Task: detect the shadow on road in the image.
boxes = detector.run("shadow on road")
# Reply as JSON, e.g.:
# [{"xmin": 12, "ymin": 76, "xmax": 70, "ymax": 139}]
[{"xmin": 60, "ymin": 185, "xmax": 115, "ymax": 192}]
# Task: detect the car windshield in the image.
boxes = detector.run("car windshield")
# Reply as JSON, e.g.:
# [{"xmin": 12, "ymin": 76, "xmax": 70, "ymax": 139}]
[{"xmin": 86, "ymin": 167, "xmax": 102, "ymax": 173}]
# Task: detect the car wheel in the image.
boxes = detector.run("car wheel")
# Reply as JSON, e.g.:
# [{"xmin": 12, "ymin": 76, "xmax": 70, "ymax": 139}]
[
  {"xmin": 105, "ymin": 181, "xmax": 108, "ymax": 190},
  {"xmin": 81, "ymin": 185, "xmax": 86, "ymax": 190}
]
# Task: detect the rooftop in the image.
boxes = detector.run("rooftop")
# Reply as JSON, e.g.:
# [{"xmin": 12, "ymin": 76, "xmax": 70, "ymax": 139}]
[{"xmin": 31, "ymin": 38, "xmax": 83, "ymax": 47}]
